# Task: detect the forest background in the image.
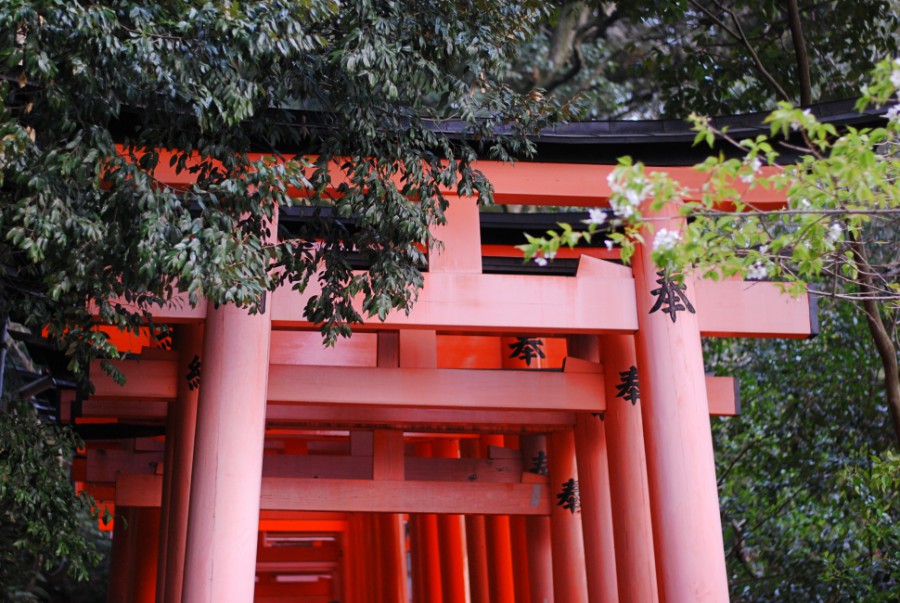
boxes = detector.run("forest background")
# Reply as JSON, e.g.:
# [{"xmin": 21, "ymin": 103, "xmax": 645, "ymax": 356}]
[{"xmin": 1, "ymin": 1, "xmax": 899, "ymax": 601}]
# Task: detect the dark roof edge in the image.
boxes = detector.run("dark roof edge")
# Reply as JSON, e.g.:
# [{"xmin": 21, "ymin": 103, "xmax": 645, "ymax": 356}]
[
  {"xmin": 516, "ymin": 98, "xmax": 885, "ymax": 145},
  {"xmin": 427, "ymin": 97, "xmax": 890, "ymax": 165}
]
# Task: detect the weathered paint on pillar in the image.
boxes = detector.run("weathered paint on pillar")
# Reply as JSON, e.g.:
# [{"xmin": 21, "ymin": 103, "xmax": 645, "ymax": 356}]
[
  {"xmin": 377, "ymin": 513, "xmax": 408, "ymax": 603},
  {"xmin": 547, "ymin": 429, "xmax": 589, "ymax": 603},
  {"xmin": 632, "ymin": 203, "xmax": 730, "ymax": 602},
  {"xmin": 127, "ymin": 507, "xmax": 160, "ymax": 603},
  {"xmin": 520, "ymin": 435, "xmax": 554, "ymax": 603},
  {"xmin": 181, "ymin": 300, "xmax": 273, "ymax": 602},
  {"xmin": 509, "ymin": 515, "xmax": 532, "ymax": 603},
  {"xmin": 602, "ymin": 334, "xmax": 659, "ymax": 603},
  {"xmin": 375, "ymin": 333, "xmax": 410, "ymax": 603},
  {"xmin": 573, "ymin": 413, "xmax": 619, "ymax": 603},
  {"xmin": 155, "ymin": 420, "xmax": 174, "ymax": 601},
  {"xmin": 433, "ymin": 438, "xmax": 469, "ymax": 603},
  {"xmin": 460, "ymin": 439, "xmax": 490, "ymax": 603},
  {"xmin": 503, "ymin": 435, "xmax": 532, "ymax": 603},
  {"xmin": 569, "ymin": 334, "xmax": 619, "ymax": 603},
  {"xmin": 158, "ymin": 324, "xmax": 203, "ymax": 603},
  {"xmin": 485, "ymin": 514, "xmax": 516, "ymax": 603},
  {"xmin": 464, "ymin": 514, "xmax": 490, "ymax": 603},
  {"xmin": 107, "ymin": 506, "xmax": 135, "ymax": 603},
  {"xmin": 412, "ymin": 441, "xmax": 444, "ymax": 603},
  {"xmin": 421, "ymin": 511, "xmax": 444, "ymax": 603},
  {"xmin": 482, "ymin": 435, "xmax": 515, "ymax": 603},
  {"xmin": 346, "ymin": 513, "xmax": 372, "ymax": 603}
]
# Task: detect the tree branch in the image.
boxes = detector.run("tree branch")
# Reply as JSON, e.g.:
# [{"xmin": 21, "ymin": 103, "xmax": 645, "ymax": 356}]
[
  {"xmin": 785, "ymin": 0, "xmax": 813, "ymax": 105},
  {"xmin": 850, "ymin": 239, "xmax": 900, "ymax": 446},
  {"xmin": 686, "ymin": 0, "xmax": 792, "ymax": 102}
]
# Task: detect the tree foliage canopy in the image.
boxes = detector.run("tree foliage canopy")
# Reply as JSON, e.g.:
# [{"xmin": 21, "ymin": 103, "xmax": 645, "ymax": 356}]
[
  {"xmin": 1, "ymin": 0, "xmax": 555, "ymax": 371},
  {"xmin": 522, "ymin": 60, "xmax": 900, "ymax": 443},
  {"xmin": 709, "ymin": 301, "xmax": 899, "ymax": 602},
  {"xmin": 0, "ymin": 1, "xmax": 553, "ymax": 596},
  {"xmin": 507, "ymin": 1, "xmax": 900, "ymax": 118}
]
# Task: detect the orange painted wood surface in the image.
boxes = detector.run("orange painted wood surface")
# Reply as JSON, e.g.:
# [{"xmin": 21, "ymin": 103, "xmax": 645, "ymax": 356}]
[
  {"xmin": 464, "ymin": 514, "xmax": 491, "ymax": 603},
  {"xmin": 80, "ymin": 398, "xmax": 575, "ymax": 430},
  {"xmin": 547, "ymin": 430, "xmax": 589, "ymax": 603},
  {"xmin": 180, "ymin": 299, "xmax": 273, "ymax": 603},
  {"xmin": 372, "ymin": 430, "xmax": 405, "ymax": 481},
  {"xmin": 266, "ymin": 365, "xmax": 607, "ymax": 412},
  {"xmin": 600, "ymin": 334, "xmax": 660, "ymax": 603},
  {"xmin": 430, "ymin": 196, "xmax": 483, "ymax": 273},
  {"xmin": 695, "ymin": 279, "xmax": 815, "ymax": 338},
  {"xmin": 271, "ymin": 270, "xmax": 638, "ymax": 333},
  {"xmin": 632, "ymin": 204, "xmax": 731, "ymax": 603},
  {"xmin": 510, "ymin": 515, "xmax": 532, "ymax": 603},
  {"xmin": 432, "ymin": 439, "xmax": 468, "ymax": 603},
  {"xmin": 574, "ymin": 412, "xmax": 619, "ymax": 603},
  {"xmin": 94, "ymin": 272, "xmax": 812, "ymax": 339},
  {"xmin": 88, "ymin": 372, "xmax": 740, "ymax": 424},
  {"xmin": 139, "ymin": 149, "xmax": 787, "ymax": 209},
  {"xmin": 90, "ymin": 359, "xmax": 177, "ymax": 399},
  {"xmin": 261, "ymin": 477, "xmax": 551, "ymax": 515},
  {"xmin": 707, "ymin": 376, "xmax": 741, "ymax": 416},
  {"xmin": 519, "ymin": 435, "xmax": 555, "ymax": 603},
  {"xmin": 485, "ymin": 515, "xmax": 516, "ymax": 603},
  {"xmin": 117, "ymin": 474, "xmax": 551, "ymax": 515}
]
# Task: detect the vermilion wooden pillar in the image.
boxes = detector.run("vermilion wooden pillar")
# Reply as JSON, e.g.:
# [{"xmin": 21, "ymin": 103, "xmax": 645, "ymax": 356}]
[
  {"xmin": 504, "ymin": 435, "xmax": 532, "ymax": 603},
  {"xmin": 156, "ymin": 423, "xmax": 174, "ymax": 600},
  {"xmin": 158, "ymin": 324, "xmax": 202, "ymax": 603},
  {"xmin": 181, "ymin": 300, "xmax": 273, "ymax": 602},
  {"xmin": 464, "ymin": 514, "xmax": 490, "ymax": 603},
  {"xmin": 633, "ymin": 203, "xmax": 730, "ymax": 602},
  {"xmin": 107, "ymin": 506, "xmax": 135, "ymax": 603},
  {"xmin": 569, "ymin": 335, "xmax": 619, "ymax": 603},
  {"xmin": 375, "ymin": 335, "xmax": 410, "ymax": 603},
  {"xmin": 482, "ymin": 435, "xmax": 515, "ymax": 603},
  {"xmin": 520, "ymin": 435, "xmax": 554, "ymax": 603},
  {"xmin": 127, "ymin": 506, "xmax": 160, "ymax": 603},
  {"xmin": 547, "ymin": 429, "xmax": 589, "ymax": 602},
  {"xmin": 411, "ymin": 441, "xmax": 443, "ymax": 603},
  {"xmin": 402, "ymin": 332, "xmax": 443, "ymax": 603},
  {"xmin": 376, "ymin": 513, "xmax": 408, "ymax": 602},
  {"xmin": 347, "ymin": 513, "xmax": 374, "ymax": 603},
  {"xmin": 573, "ymin": 413, "xmax": 618, "ymax": 603},
  {"xmin": 433, "ymin": 438, "xmax": 468, "ymax": 603},
  {"xmin": 509, "ymin": 516, "xmax": 532, "ymax": 603},
  {"xmin": 460, "ymin": 439, "xmax": 490, "ymax": 603},
  {"xmin": 602, "ymin": 334, "xmax": 659, "ymax": 603}
]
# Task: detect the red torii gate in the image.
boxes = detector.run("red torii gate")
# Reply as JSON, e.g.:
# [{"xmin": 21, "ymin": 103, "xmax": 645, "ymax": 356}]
[{"xmin": 70, "ymin": 158, "xmax": 816, "ymax": 603}]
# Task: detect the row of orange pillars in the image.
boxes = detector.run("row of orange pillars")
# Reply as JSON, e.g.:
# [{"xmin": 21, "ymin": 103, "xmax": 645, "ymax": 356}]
[{"xmin": 105, "ymin": 431, "xmax": 609, "ymax": 603}]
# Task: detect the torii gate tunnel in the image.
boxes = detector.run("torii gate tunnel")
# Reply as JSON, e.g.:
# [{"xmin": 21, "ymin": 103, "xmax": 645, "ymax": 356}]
[{"xmin": 71, "ymin": 158, "xmax": 816, "ymax": 603}]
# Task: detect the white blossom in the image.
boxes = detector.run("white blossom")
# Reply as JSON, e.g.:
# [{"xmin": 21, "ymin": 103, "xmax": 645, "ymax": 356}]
[
  {"xmin": 606, "ymin": 171, "xmax": 623, "ymax": 193},
  {"xmin": 827, "ymin": 222, "xmax": 843, "ymax": 243},
  {"xmin": 604, "ymin": 240, "xmax": 614, "ymax": 251},
  {"xmin": 653, "ymin": 228, "xmax": 681, "ymax": 251},
  {"xmin": 886, "ymin": 104, "xmax": 900, "ymax": 122},
  {"xmin": 624, "ymin": 188, "xmax": 642, "ymax": 206},
  {"xmin": 612, "ymin": 201, "xmax": 635, "ymax": 218},
  {"xmin": 891, "ymin": 63, "xmax": 900, "ymax": 88},
  {"xmin": 584, "ymin": 208, "xmax": 607, "ymax": 225},
  {"xmin": 533, "ymin": 256, "xmax": 548, "ymax": 267},
  {"xmin": 611, "ymin": 184, "xmax": 650, "ymax": 218},
  {"xmin": 746, "ymin": 262, "xmax": 768, "ymax": 280},
  {"xmin": 749, "ymin": 157, "xmax": 762, "ymax": 172}
]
